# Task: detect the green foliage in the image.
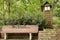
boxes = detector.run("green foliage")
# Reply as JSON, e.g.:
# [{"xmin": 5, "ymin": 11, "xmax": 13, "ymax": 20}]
[
  {"xmin": 2, "ymin": 0, "xmax": 44, "ymax": 26},
  {"xmin": 53, "ymin": 0, "xmax": 60, "ymax": 27},
  {"xmin": 53, "ymin": 0, "xmax": 60, "ymax": 17},
  {"xmin": 4, "ymin": 12, "xmax": 44, "ymax": 25},
  {"xmin": 53, "ymin": 17, "xmax": 60, "ymax": 26},
  {"xmin": 0, "ymin": 0, "xmax": 60, "ymax": 28},
  {"xmin": 40, "ymin": 0, "xmax": 55, "ymax": 5}
]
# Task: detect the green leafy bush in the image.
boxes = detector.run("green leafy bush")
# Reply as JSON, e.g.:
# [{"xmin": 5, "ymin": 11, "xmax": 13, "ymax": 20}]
[
  {"xmin": 4, "ymin": 13, "xmax": 44, "ymax": 25},
  {"xmin": 3, "ymin": 12, "xmax": 46, "ymax": 29}
]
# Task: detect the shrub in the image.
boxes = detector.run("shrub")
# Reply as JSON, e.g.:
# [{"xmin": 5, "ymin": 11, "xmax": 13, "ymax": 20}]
[{"xmin": 3, "ymin": 13, "xmax": 46, "ymax": 29}]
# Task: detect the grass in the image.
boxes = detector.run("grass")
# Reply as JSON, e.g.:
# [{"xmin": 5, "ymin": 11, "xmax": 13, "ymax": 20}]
[{"xmin": 53, "ymin": 16, "xmax": 60, "ymax": 27}]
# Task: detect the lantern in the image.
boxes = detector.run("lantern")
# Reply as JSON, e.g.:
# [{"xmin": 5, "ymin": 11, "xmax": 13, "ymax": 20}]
[
  {"xmin": 44, "ymin": 6, "xmax": 50, "ymax": 10},
  {"xmin": 43, "ymin": 2, "xmax": 52, "ymax": 11}
]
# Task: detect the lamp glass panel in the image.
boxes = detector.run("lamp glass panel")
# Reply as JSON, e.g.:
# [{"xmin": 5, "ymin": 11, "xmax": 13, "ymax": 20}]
[
  {"xmin": 44, "ymin": 7, "xmax": 48, "ymax": 10},
  {"xmin": 47, "ymin": 7, "xmax": 50, "ymax": 10},
  {"xmin": 44, "ymin": 6, "xmax": 50, "ymax": 10}
]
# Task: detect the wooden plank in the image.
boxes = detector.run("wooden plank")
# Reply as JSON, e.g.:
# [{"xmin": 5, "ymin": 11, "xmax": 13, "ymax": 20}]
[{"xmin": 2, "ymin": 25, "xmax": 38, "ymax": 33}]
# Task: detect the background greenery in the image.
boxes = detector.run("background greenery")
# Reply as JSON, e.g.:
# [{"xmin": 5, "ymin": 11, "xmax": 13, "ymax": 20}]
[{"xmin": 0, "ymin": 0, "xmax": 60, "ymax": 28}]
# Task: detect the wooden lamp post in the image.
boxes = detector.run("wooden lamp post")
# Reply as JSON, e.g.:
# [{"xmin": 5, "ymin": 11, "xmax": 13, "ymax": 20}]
[
  {"xmin": 43, "ymin": 2, "xmax": 52, "ymax": 28},
  {"xmin": 40, "ymin": 0, "xmax": 59, "ymax": 28}
]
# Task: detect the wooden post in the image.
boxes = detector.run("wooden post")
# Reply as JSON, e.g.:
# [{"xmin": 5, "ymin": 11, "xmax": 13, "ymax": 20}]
[
  {"xmin": 29, "ymin": 33, "xmax": 32, "ymax": 40},
  {"xmin": 42, "ymin": 2, "xmax": 52, "ymax": 28},
  {"xmin": 4, "ymin": 33, "xmax": 7, "ymax": 40}
]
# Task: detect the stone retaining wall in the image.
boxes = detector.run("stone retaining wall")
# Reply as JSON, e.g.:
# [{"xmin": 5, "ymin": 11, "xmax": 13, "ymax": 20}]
[{"xmin": 38, "ymin": 29, "xmax": 56, "ymax": 40}]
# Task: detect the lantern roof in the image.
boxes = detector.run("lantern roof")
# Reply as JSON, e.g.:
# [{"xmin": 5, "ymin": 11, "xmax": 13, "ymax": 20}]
[
  {"xmin": 43, "ymin": 2, "xmax": 52, "ymax": 7},
  {"xmin": 40, "ymin": 0, "xmax": 55, "ymax": 5},
  {"xmin": 43, "ymin": 2, "xmax": 51, "ymax": 6}
]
